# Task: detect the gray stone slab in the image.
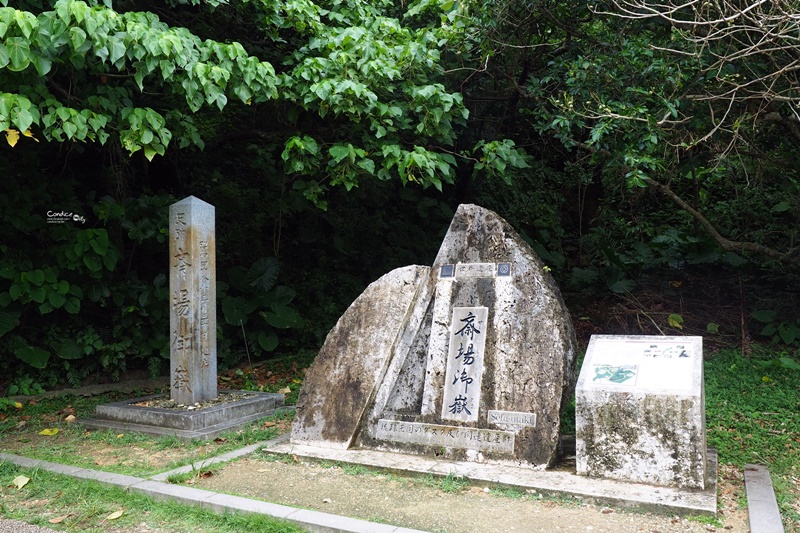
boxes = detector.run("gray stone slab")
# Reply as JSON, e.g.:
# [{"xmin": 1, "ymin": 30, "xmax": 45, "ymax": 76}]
[
  {"xmin": 82, "ymin": 391, "xmax": 283, "ymax": 441},
  {"xmin": 292, "ymin": 265, "xmax": 430, "ymax": 450},
  {"xmin": 376, "ymin": 419, "xmax": 514, "ymax": 453},
  {"xmin": 0, "ymin": 453, "xmax": 86, "ymax": 477},
  {"xmin": 285, "ymin": 508, "xmax": 411, "ymax": 533},
  {"xmin": 72, "ymin": 469, "xmax": 144, "ymax": 488},
  {"xmin": 129, "ymin": 480, "xmax": 217, "ymax": 505},
  {"xmin": 203, "ymin": 493, "xmax": 297, "ymax": 519},
  {"xmin": 92, "ymin": 391, "xmax": 283, "ymax": 431},
  {"xmin": 745, "ymin": 464, "xmax": 785, "ymax": 533},
  {"xmin": 265, "ymin": 441, "xmax": 718, "ymax": 516},
  {"xmin": 151, "ymin": 433, "xmax": 291, "ymax": 481}
]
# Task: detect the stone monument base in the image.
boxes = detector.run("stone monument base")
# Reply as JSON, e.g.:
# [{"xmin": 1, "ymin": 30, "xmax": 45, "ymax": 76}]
[
  {"xmin": 263, "ymin": 439, "xmax": 718, "ymax": 516},
  {"xmin": 81, "ymin": 390, "xmax": 285, "ymax": 441}
]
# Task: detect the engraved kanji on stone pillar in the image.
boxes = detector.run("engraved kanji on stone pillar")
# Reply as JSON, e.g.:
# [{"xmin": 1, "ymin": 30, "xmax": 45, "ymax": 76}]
[{"xmin": 169, "ymin": 196, "xmax": 217, "ymax": 405}]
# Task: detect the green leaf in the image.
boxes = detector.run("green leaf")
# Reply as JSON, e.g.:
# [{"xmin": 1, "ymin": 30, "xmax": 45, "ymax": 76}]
[
  {"xmin": 771, "ymin": 202, "xmax": 791, "ymax": 213},
  {"xmin": 27, "ymin": 269, "xmax": 44, "ymax": 286},
  {"xmin": 248, "ymin": 257, "xmax": 279, "ymax": 292},
  {"xmin": 51, "ymin": 339, "xmax": 83, "ymax": 360},
  {"xmin": 778, "ymin": 324, "xmax": 798, "ymax": 345},
  {"xmin": 0, "ymin": 308, "xmax": 20, "ymax": 336},
  {"xmin": 751, "ymin": 310, "xmax": 777, "ymax": 323},
  {"xmin": 6, "ymin": 37, "xmax": 31, "ymax": 71},
  {"xmin": 706, "ymin": 322, "xmax": 720, "ymax": 334},
  {"xmin": 14, "ymin": 9, "xmax": 37, "ymax": 39},
  {"xmin": 258, "ymin": 331, "xmax": 278, "ymax": 352},
  {"xmin": 222, "ymin": 296, "xmax": 254, "ymax": 325},
  {"xmin": 608, "ymin": 278, "xmax": 635, "ymax": 294},
  {"xmin": 47, "ymin": 291, "xmax": 66, "ymax": 308},
  {"xmin": 29, "ymin": 286, "xmax": 46, "ymax": 303},
  {"xmin": 263, "ymin": 307, "xmax": 303, "ymax": 329},
  {"xmin": 70, "ymin": 26, "xmax": 87, "ymax": 51},
  {"xmin": 777, "ymin": 356, "xmax": 800, "ymax": 370},
  {"xmin": 63, "ymin": 296, "xmax": 80, "ymax": 314},
  {"xmin": 668, "ymin": 313, "xmax": 684, "ymax": 330},
  {"xmin": 14, "ymin": 345, "xmax": 50, "ymax": 368}
]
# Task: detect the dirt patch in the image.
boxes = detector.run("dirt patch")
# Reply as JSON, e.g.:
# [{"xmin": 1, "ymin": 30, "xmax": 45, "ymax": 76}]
[{"xmin": 192, "ymin": 456, "xmax": 750, "ymax": 533}]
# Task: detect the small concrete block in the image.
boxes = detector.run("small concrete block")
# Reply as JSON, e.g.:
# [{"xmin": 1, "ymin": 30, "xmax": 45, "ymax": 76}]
[
  {"xmin": 576, "ymin": 335, "xmax": 706, "ymax": 489},
  {"xmin": 745, "ymin": 464, "xmax": 785, "ymax": 533},
  {"xmin": 202, "ymin": 493, "xmax": 296, "ymax": 519},
  {"xmin": 129, "ymin": 480, "xmax": 217, "ymax": 506},
  {"xmin": 285, "ymin": 508, "xmax": 401, "ymax": 533}
]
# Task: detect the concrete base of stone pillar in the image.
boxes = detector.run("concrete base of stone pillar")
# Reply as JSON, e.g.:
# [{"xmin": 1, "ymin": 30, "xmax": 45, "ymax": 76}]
[{"xmin": 82, "ymin": 390, "xmax": 284, "ymax": 441}]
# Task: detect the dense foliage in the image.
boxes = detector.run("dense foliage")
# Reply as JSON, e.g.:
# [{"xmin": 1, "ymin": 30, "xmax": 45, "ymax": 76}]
[{"xmin": 1, "ymin": 0, "xmax": 798, "ymax": 390}]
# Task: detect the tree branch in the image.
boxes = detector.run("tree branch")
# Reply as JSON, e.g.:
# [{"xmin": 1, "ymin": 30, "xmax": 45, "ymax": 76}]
[{"xmin": 642, "ymin": 176, "xmax": 800, "ymax": 266}]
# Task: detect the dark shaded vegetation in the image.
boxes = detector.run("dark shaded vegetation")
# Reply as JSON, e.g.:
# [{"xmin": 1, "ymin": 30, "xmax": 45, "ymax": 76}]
[{"xmin": 1, "ymin": 0, "xmax": 799, "ymax": 396}]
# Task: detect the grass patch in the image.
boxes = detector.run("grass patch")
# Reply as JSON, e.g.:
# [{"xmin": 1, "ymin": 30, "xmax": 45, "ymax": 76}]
[
  {"xmin": 705, "ymin": 347, "xmax": 800, "ymax": 530},
  {"xmin": 489, "ymin": 485, "xmax": 528, "ymax": 499},
  {"xmin": 0, "ymin": 461, "xmax": 303, "ymax": 532},
  {"xmin": 0, "ymin": 393, "xmax": 292, "ymax": 478}
]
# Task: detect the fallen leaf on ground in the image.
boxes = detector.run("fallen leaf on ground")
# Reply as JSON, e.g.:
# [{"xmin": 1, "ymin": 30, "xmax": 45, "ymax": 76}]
[
  {"xmin": 49, "ymin": 514, "xmax": 70, "ymax": 524},
  {"xmin": 116, "ymin": 434, "xmax": 125, "ymax": 439},
  {"xmin": 277, "ymin": 386, "xmax": 291, "ymax": 394},
  {"xmin": 13, "ymin": 401, "xmax": 23, "ymax": 409},
  {"xmin": 12, "ymin": 475, "xmax": 30, "ymax": 489},
  {"xmin": 106, "ymin": 509, "xmax": 124, "ymax": 520},
  {"xmin": 213, "ymin": 437, "xmax": 227, "ymax": 444},
  {"xmin": 263, "ymin": 421, "xmax": 276, "ymax": 427},
  {"xmin": 15, "ymin": 420, "xmax": 26, "ymax": 429},
  {"xmin": 65, "ymin": 415, "xmax": 77, "ymax": 424},
  {"xmin": 322, "ymin": 498, "xmax": 332, "ymax": 504},
  {"xmin": 38, "ymin": 428, "xmax": 58, "ymax": 436},
  {"xmin": 292, "ymin": 454, "xmax": 298, "ymax": 462},
  {"xmin": 199, "ymin": 471, "xmax": 214, "ymax": 478}
]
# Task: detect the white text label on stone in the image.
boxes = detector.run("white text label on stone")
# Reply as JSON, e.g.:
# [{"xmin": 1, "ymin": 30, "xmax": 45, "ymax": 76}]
[
  {"xmin": 455, "ymin": 263, "xmax": 496, "ymax": 278},
  {"xmin": 488, "ymin": 410, "xmax": 537, "ymax": 427},
  {"xmin": 376, "ymin": 419, "xmax": 514, "ymax": 453},
  {"xmin": 442, "ymin": 306, "xmax": 488, "ymax": 422}
]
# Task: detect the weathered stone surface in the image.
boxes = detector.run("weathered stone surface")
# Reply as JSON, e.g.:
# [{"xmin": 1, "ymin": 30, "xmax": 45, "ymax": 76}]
[
  {"xmin": 292, "ymin": 265, "xmax": 430, "ymax": 449},
  {"xmin": 294, "ymin": 204, "xmax": 578, "ymax": 468},
  {"xmin": 169, "ymin": 196, "xmax": 217, "ymax": 405},
  {"xmin": 575, "ymin": 335, "xmax": 706, "ymax": 489}
]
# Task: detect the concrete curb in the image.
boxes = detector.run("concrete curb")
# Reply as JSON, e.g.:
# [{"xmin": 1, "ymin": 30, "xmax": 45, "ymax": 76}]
[
  {"xmin": 0, "ymin": 451, "xmax": 429, "ymax": 533},
  {"xmin": 744, "ymin": 464, "xmax": 785, "ymax": 533}
]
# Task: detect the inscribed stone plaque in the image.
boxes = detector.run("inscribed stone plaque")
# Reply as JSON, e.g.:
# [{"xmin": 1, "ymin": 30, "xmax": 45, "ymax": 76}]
[
  {"xmin": 169, "ymin": 196, "xmax": 217, "ymax": 406},
  {"xmin": 441, "ymin": 306, "xmax": 488, "ymax": 422},
  {"xmin": 376, "ymin": 419, "xmax": 514, "ymax": 453},
  {"xmin": 488, "ymin": 410, "xmax": 537, "ymax": 428},
  {"xmin": 455, "ymin": 262, "xmax": 495, "ymax": 278}
]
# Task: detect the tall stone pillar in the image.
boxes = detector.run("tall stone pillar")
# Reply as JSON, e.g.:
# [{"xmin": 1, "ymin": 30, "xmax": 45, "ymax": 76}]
[{"xmin": 169, "ymin": 196, "xmax": 217, "ymax": 404}]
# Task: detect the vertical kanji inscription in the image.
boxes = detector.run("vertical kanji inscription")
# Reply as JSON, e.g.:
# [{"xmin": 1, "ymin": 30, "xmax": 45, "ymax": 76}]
[
  {"xmin": 169, "ymin": 196, "xmax": 217, "ymax": 405},
  {"xmin": 441, "ymin": 307, "xmax": 488, "ymax": 422}
]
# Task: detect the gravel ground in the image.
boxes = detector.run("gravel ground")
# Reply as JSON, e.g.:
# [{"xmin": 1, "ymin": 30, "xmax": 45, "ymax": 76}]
[
  {"xmin": 0, "ymin": 519, "xmax": 58, "ymax": 533},
  {"xmin": 193, "ymin": 457, "xmax": 750, "ymax": 533}
]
